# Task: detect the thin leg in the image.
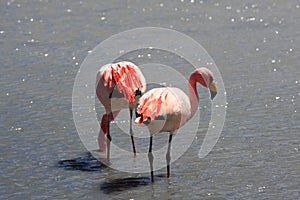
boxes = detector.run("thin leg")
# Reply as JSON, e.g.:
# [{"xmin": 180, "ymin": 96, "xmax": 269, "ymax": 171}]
[
  {"xmin": 107, "ymin": 113, "xmax": 111, "ymax": 160},
  {"xmin": 129, "ymin": 109, "xmax": 136, "ymax": 156},
  {"xmin": 166, "ymin": 133, "xmax": 173, "ymax": 178},
  {"xmin": 148, "ymin": 135, "xmax": 154, "ymax": 182}
]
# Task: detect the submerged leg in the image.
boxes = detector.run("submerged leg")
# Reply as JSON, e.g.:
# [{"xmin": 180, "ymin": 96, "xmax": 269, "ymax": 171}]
[
  {"xmin": 129, "ymin": 109, "xmax": 136, "ymax": 156},
  {"xmin": 166, "ymin": 133, "xmax": 173, "ymax": 178},
  {"xmin": 148, "ymin": 135, "xmax": 154, "ymax": 182}
]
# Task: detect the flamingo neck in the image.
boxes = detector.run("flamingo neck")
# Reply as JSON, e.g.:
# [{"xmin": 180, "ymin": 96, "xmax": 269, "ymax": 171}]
[
  {"xmin": 188, "ymin": 70, "xmax": 209, "ymax": 119},
  {"xmin": 188, "ymin": 76, "xmax": 199, "ymax": 119}
]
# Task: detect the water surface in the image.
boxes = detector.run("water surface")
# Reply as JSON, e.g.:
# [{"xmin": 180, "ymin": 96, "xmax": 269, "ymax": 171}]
[{"xmin": 1, "ymin": 0, "xmax": 299, "ymax": 199}]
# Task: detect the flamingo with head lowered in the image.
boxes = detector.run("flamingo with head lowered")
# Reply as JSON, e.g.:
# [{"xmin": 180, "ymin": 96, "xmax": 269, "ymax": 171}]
[
  {"xmin": 96, "ymin": 61, "xmax": 146, "ymax": 160},
  {"xmin": 135, "ymin": 67, "xmax": 217, "ymax": 182}
]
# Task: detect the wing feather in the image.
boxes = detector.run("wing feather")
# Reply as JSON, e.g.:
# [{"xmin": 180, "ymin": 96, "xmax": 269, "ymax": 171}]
[
  {"xmin": 98, "ymin": 61, "xmax": 145, "ymax": 102},
  {"xmin": 136, "ymin": 88, "xmax": 181, "ymax": 125}
]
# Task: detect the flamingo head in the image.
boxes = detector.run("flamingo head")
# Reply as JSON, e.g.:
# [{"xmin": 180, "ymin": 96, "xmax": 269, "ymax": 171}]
[{"xmin": 191, "ymin": 68, "xmax": 218, "ymax": 100}]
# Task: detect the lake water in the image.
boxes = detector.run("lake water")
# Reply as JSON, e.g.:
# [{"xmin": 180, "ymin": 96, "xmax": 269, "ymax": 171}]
[{"xmin": 1, "ymin": 0, "xmax": 299, "ymax": 199}]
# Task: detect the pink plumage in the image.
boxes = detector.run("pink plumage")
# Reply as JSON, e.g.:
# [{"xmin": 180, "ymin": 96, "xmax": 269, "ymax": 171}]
[
  {"xmin": 99, "ymin": 62, "xmax": 145, "ymax": 103},
  {"xmin": 96, "ymin": 61, "xmax": 146, "ymax": 160},
  {"xmin": 136, "ymin": 89, "xmax": 169, "ymax": 125},
  {"xmin": 135, "ymin": 67, "xmax": 218, "ymax": 181}
]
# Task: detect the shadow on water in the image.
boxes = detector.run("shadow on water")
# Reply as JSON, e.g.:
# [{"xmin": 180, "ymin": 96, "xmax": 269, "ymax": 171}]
[
  {"xmin": 57, "ymin": 152, "xmax": 167, "ymax": 193},
  {"xmin": 100, "ymin": 174, "xmax": 166, "ymax": 194},
  {"xmin": 57, "ymin": 152, "xmax": 107, "ymax": 172},
  {"xmin": 100, "ymin": 177, "xmax": 150, "ymax": 194}
]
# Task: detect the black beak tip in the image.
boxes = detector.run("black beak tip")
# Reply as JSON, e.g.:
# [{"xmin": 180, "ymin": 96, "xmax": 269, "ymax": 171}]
[{"xmin": 210, "ymin": 91, "xmax": 217, "ymax": 100}]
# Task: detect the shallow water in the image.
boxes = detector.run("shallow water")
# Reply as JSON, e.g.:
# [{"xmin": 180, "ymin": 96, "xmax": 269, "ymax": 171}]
[{"xmin": 1, "ymin": 0, "xmax": 299, "ymax": 199}]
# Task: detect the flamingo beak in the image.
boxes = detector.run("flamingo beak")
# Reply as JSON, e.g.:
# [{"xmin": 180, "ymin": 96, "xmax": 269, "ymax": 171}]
[{"xmin": 209, "ymin": 81, "xmax": 217, "ymax": 100}]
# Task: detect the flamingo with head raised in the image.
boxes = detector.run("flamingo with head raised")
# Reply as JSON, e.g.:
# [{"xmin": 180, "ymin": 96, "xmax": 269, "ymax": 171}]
[
  {"xmin": 135, "ymin": 67, "xmax": 217, "ymax": 182},
  {"xmin": 96, "ymin": 61, "xmax": 146, "ymax": 160}
]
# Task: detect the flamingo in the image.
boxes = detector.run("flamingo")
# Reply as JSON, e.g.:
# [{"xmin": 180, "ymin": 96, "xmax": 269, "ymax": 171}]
[
  {"xmin": 135, "ymin": 67, "xmax": 217, "ymax": 182},
  {"xmin": 96, "ymin": 61, "xmax": 146, "ymax": 160}
]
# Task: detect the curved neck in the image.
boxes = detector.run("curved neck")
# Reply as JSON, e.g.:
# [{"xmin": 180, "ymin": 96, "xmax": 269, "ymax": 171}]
[
  {"xmin": 188, "ymin": 75, "xmax": 199, "ymax": 119},
  {"xmin": 188, "ymin": 70, "xmax": 209, "ymax": 119}
]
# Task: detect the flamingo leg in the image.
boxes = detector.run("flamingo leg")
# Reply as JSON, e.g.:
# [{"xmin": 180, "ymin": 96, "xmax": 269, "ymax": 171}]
[
  {"xmin": 106, "ymin": 112, "xmax": 112, "ymax": 160},
  {"xmin": 98, "ymin": 111, "xmax": 119, "ymax": 161},
  {"xmin": 129, "ymin": 109, "xmax": 136, "ymax": 156},
  {"xmin": 148, "ymin": 135, "xmax": 154, "ymax": 182},
  {"xmin": 166, "ymin": 133, "xmax": 173, "ymax": 178}
]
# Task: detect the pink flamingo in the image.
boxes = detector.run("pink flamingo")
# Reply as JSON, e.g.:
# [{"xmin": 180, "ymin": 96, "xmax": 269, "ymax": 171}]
[
  {"xmin": 96, "ymin": 61, "xmax": 146, "ymax": 160},
  {"xmin": 135, "ymin": 67, "xmax": 217, "ymax": 182}
]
